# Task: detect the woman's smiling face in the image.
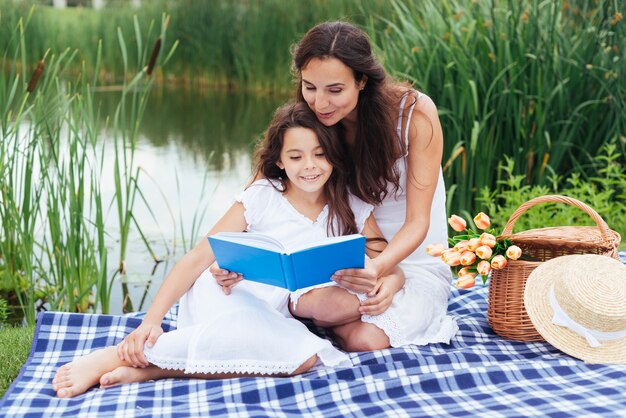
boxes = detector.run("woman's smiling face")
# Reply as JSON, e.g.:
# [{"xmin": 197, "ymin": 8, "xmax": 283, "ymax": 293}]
[{"xmin": 300, "ymin": 57, "xmax": 365, "ymax": 127}]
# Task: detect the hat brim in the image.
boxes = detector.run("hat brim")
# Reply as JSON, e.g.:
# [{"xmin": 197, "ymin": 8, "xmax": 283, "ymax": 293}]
[{"xmin": 524, "ymin": 254, "xmax": 626, "ymax": 364}]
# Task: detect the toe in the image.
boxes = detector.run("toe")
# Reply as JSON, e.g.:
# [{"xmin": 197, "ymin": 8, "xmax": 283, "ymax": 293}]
[{"xmin": 57, "ymin": 387, "xmax": 71, "ymax": 398}]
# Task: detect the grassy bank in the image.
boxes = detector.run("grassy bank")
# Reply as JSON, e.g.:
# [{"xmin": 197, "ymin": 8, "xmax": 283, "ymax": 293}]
[{"xmin": 0, "ymin": 325, "xmax": 35, "ymax": 398}]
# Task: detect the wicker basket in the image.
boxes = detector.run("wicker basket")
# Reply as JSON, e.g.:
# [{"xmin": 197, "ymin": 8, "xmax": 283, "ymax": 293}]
[{"xmin": 487, "ymin": 195, "xmax": 622, "ymax": 342}]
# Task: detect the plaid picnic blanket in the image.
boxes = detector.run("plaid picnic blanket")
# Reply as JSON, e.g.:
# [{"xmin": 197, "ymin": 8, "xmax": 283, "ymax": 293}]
[{"xmin": 2, "ymin": 252, "xmax": 626, "ymax": 417}]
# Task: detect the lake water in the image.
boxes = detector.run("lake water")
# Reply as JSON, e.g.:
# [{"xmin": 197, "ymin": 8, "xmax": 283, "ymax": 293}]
[{"xmin": 98, "ymin": 86, "xmax": 286, "ymax": 313}]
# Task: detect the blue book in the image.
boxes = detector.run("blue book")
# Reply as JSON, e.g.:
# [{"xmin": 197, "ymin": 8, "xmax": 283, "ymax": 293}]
[{"xmin": 208, "ymin": 233, "xmax": 366, "ymax": 291}]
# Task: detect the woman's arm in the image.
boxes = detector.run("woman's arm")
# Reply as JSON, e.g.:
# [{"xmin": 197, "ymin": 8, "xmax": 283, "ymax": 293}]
[
  {"xmin": 372, "ymin": 93, "xmax": 443, "ymax": 275},
  {"xmin": 118, "ymin": 202, "xmax": 248, "ymax": 367},
  {"xmin": 334, "ymin": 93, "xmax": 443, "ymax": 282}
]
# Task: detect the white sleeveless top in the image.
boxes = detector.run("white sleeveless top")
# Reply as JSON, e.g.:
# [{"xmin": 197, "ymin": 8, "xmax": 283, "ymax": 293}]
[
  {"xmin": 373, "ymin": 90, "xmax": 451, "ymax": 282},
  {"xmin": 361, "ymin": 90, "xmax": 458, "ymax": 347}
]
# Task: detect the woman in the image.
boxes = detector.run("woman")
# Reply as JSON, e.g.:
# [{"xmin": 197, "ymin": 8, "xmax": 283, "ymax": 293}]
[{"xmin": 216, "ymin": 21, "xmax": 457, "ymax": 348}]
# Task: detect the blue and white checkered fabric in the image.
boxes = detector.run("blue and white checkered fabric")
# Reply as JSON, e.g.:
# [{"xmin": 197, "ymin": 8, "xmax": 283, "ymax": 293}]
[{"xmin": 2, "ymin": 252, "xmax": 626, "ymax": 417}]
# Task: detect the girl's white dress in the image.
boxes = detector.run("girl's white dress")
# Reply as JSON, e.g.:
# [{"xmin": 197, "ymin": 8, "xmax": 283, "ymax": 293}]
[{"xmin": 144, "ymin": 179, "xmax": 372, "ymax": 375}]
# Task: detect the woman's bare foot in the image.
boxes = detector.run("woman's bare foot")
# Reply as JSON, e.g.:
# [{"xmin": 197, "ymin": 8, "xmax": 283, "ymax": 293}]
[
  {"xmin": 100, "ymin": 366, "xmax": 159, "ymax": 388},
  {"xmin": 52, "ymin": 346, "xmax": 126, "ymax": 398}
]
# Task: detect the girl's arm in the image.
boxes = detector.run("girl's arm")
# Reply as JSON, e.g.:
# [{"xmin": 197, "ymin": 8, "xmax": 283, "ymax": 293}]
[
  {"xmin": 118, "ymin": 202, "xmax": 248, "ymax": 367},
  {"xmin": 333, "ymin": 93, "xmax": 443, "ymax": 284}
]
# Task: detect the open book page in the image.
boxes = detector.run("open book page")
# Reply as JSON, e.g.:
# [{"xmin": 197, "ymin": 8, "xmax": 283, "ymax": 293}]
[
  {"xmin": 209, "ymin": 232, "xmax": 285, "ymax": 252},
  {"xmin": 286, "ymin": 234, "xmax": 364, "ymax": 254}
]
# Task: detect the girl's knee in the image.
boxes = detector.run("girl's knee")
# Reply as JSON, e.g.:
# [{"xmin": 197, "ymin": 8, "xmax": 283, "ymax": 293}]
[{"xmin": 342, "ymin": 325, "xmax": 390, "ymax": 352}]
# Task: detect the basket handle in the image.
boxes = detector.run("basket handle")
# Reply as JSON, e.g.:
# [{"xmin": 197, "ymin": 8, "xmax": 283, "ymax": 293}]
[{"xmin": 501, "ymin": 195, "xmax": 612, "ymax": 241}]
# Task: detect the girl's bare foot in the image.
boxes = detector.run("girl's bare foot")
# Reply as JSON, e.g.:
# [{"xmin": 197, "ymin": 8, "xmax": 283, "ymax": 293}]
[
  {"xmin": 52, "ymin": 346, "xmax": 126, "ymax": 398},
  {"xmin": 100, "ymin": 366, "xmax": 158, "ymax": 388}
]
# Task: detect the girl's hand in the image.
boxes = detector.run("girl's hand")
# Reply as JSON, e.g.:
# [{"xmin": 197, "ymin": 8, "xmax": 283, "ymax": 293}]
[
  {"xmin": 117, "ymin": 322, "xmax": 163, "ymax": 368},
  {"xmin": 332, "ymin": 258, "xmax": 379, "ymax": 294},
  {"xmin": 209, "ymin": 262, "xmax": 243, "ymax": 295},
  {"xmin": 359, "ymin": 279, "xmax": 396, "ymax": 316}
]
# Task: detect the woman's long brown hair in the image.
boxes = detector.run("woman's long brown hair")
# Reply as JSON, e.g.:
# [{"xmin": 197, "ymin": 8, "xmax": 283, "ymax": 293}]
[
  {"xmin": 292, "ymin": 21, "xmax": 409, "ymax": 206},
  {"xmin": 253, "ymin": 102, "xmax": 358, "ymax": 236}
]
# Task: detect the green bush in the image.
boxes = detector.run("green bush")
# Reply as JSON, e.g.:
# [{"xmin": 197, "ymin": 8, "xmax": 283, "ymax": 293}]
[{"xmin": 477, "ymin": 142, "xmax": 626, "ymax": 250}]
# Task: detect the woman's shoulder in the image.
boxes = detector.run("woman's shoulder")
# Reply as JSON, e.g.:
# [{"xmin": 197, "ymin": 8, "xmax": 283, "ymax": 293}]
[{"xmin": 392, "ymin": 85, "xmax": 437, "ymax": 112}]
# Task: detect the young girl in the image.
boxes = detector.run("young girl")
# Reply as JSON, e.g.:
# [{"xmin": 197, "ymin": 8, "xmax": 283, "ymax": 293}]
[
  {"xmin": 52, "ymin": 102, "xmax": 404, "ymax": 398},
  {"xmin": 215, "ymin": 21, "xmax": 458, "ymax": 348}
]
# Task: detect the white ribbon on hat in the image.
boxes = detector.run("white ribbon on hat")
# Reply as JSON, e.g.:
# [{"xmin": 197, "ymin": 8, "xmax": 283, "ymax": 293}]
[{"xmin": 549, "ymin": 286, "xmax": 626, "ymax": 348}]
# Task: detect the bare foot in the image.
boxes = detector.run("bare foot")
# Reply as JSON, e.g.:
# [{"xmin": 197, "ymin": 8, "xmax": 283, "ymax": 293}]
[
  {"xmin": 52, "ymin": 346, "xmax": 126, "ymax": 398},
  {"xmin": 100, "ymin": 366, "xmax": 158, "ymax": 388}
]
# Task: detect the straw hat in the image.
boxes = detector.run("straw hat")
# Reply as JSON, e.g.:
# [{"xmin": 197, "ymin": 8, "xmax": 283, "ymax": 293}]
[{"xmin": 524, "ymin": 254, "xmax": 626, "ymax": 364}]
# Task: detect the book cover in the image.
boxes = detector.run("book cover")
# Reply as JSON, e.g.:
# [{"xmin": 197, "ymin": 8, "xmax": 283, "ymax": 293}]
[{"xmin": 208, "ymin": 233, "xmax": 366, "ymax": 291}]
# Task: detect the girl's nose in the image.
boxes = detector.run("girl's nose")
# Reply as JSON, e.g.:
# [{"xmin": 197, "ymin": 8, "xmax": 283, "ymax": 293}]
[{"xmin": 304, "ymin": 156, "xmax": 317, "ymax": 169}]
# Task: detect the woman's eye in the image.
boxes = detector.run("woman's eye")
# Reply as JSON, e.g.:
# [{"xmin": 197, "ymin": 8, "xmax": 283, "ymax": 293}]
[
  {"xmin": 290, "ymin": 156, "xmax": 301, "ymax": 160},
  {"xmin": 315, "ymin": 153, "xmax": 325, "ymax": 158},
  {"xmin": 330, "ymin": 89, "xmax": 342, "ymax": 94},
  {"xmin": 304, "ymin": 86, "xmax": 316, "ymax": 91}
]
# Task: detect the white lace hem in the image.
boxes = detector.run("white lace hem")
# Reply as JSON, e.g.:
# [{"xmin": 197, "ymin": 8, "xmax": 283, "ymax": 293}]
[
  {"xmin": 362, "ymin": 310, "xmax": 406, "ymax": 347},
  {"xmin": 146, "ymin": 352, "xmax": 303, "ymax": 375},
  {"xmin": 145, "ymin": 345, "xmax": 351, "ymax": 375}
]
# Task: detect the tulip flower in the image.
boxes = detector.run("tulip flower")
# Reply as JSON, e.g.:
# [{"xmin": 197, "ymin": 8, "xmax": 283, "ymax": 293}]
[
  {"xmin": 506, "ymin": 245, "xmax": 522, "ymax": 260},
  {"xmin": 456, "ymin": 276, "xmax": 476, "ymax": 289},
  {"xmin": 441, "ymin": 249, "xmax": 462, "ymax": 266},
  {"xmin": 477, "ymin": 260, "xmax": 491, "ymax": 276},
  {"xmin": 466, "ymin": 237, "xmax": 481, "ymax": 252},
  {"xmin": 475, "ymin": 245, "xmax": 493, "ymax": 260},
  {"xmin": 454, "ymin": 240, "xmax": 469, "ymax": 253},
  {"xmin": 460, "ymin": 251, "xmax": 477, "ymax": 266},
  {"xmin": 479, "ymin": 232, "xmax": 497, "ymax": 248},
  {"xmin": 458, "ymin": 267, "xmax": 477, "ymax": 279},
  {"xmin": 473, "ymin": 212, "xmax": 491, "ymax": 230},
  {"xmin": 491, "ymin": 255, "xmax": 508, "ymax": 270},
  {"xmin": 448, "ymin": 215, "xmax": 467, "ymax": 232},
  {"xmin": 425, "ymin": 243, "xmax": 445, "ymax": 257}
]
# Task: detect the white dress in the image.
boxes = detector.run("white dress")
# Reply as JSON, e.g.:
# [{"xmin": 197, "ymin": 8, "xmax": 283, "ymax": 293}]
[
  {"xmin": 361, "ymin": 90, "xmax": 458, "ymax": 346},
  {"xmin": 143, "ymin": 179, "xmax": 372, "ymax": 374}
]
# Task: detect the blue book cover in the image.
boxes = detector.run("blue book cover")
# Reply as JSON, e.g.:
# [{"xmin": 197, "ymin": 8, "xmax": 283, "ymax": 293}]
[{"xmin": 208, "ymin": 233, "xmax": 366, "ymax": 291}]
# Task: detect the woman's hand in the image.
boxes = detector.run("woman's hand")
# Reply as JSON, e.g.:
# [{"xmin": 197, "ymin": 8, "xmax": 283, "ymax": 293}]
[
  {"xmin": 117, "ymin": 321, "xmax": 163, "ymax": 368},
  {"xmin": 209, "ymin": 262, "xmax": 243, "ymax": 295},
  {"xmin": 332, "ymin": 258, "xmax": 380, "ymax": 294},
  {"xmin": 358, "ymin": 279, "xmax": 396, "ymax": 316}
]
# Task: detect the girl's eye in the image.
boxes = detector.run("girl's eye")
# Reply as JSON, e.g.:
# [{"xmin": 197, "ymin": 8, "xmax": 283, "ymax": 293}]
[
  {"xmin": 315, "ymin": 153, "xmax": 325, "ymax": 158},
  {"xmin": 304, "ymin": 85, "xmax": 315, "ymax": 91},
  {"xmin": 289, "ymin": 156, "xmax": 301, "ymax": 160},
  {"xmin": 329, "ymin": 89, "xmax": 342, "ymax": 94}
]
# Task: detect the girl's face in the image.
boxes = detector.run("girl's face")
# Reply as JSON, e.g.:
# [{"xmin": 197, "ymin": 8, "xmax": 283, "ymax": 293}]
[
  {"xmin": 300, "ymin": 57, "xmax": 365, "ymax": 127},
  {"xmin": 277, "ymin": 127, "xmax": 333, "ymax": 196}
]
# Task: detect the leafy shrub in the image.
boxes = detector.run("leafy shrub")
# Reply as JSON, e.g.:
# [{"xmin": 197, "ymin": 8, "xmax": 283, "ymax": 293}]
[{"xmin": 477, "ymin": 143, "xmax": 626, "ymax": 249}]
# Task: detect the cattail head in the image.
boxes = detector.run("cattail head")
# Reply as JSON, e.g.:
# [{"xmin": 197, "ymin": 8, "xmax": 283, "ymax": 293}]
[
  {"xmin": 27, "ymin": 59, "xmax": 45, "ymax": 93},
  {"xmin": 146, "ymin": 37, "xmax": 162, "ymax": 76}
]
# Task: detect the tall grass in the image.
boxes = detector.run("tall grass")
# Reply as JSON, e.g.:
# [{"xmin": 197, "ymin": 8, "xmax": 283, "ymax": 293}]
[
  {"xmin": 372, "ymin": 0, "xmax": 625, "ymax": 211},
  {"xmin": 0, "ymin": 0, "xmax": 392, "ymax": 91},
  {"xmin": 3, "ymin": 0, "xmax": 622, "ymax": 216},
  {"xmin": 0, "ymin": 10, "xmax": 175, "ymax": 324}
]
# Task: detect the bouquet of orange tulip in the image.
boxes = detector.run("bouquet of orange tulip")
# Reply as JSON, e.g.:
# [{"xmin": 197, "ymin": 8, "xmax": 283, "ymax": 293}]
[{"xmin": 425, "ymin": 212, "xmax": 522, "ymax": 289}]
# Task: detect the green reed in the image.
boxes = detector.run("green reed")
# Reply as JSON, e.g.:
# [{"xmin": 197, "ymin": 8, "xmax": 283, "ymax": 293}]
[
  {"xmin": 372, "ymin": 0, "xmax": 625, "ymax": 212},
  {"xmin": 0, "ymin": 0, "xmax": 393, "ymax": 90},
  {"xmin": 0, "ymin": 10, "xmax": 174, "ymax": 324}
]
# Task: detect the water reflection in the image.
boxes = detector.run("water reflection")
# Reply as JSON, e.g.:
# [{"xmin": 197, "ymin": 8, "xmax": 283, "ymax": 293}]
[
  {"xmin": 95, "ymin": 86, "xmax": 287, "ymax": 314},
  {"xmin": 96, "ymin": 86, "xmax": 288, "ymax": 169}
]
